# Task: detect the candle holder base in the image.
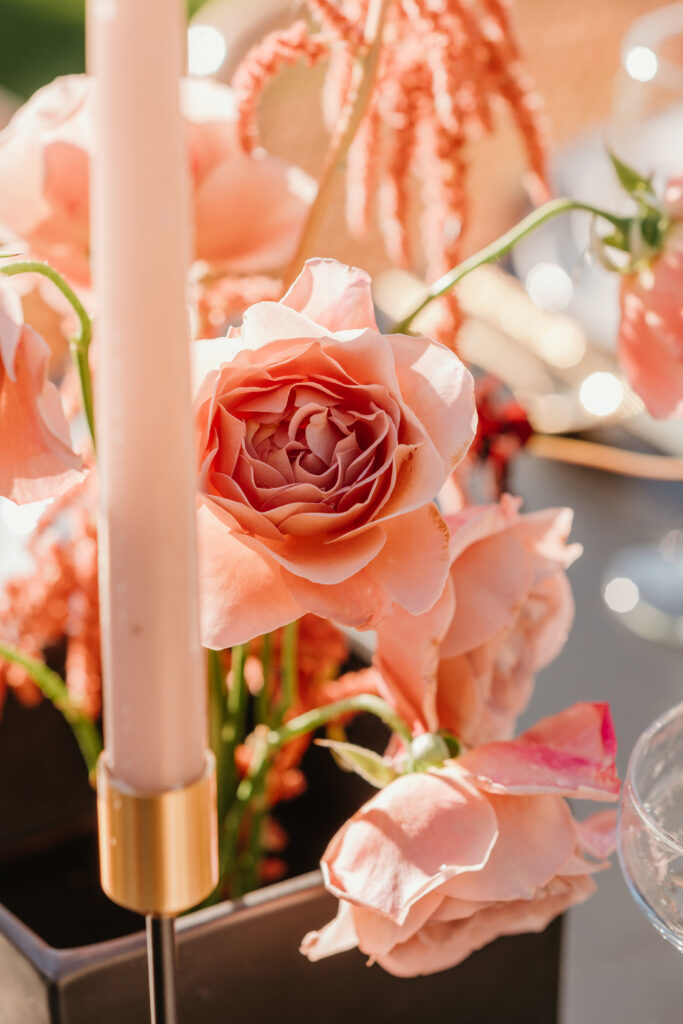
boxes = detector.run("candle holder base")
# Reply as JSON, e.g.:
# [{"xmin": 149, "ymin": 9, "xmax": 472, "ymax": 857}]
[{"xmin": 96, "ymin": 755, "xmax": 218, "ymax": 916}]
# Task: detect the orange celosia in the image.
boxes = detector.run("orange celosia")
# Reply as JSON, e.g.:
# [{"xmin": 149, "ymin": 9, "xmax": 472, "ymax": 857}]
[{"xmin": 0, "ymin": 472, "xmax": 101, "ymax": 719}]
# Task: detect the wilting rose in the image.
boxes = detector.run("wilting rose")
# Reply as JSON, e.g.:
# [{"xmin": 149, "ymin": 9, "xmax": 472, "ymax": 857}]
[
  {"xmin": 0, "ymin": 75, "xmax": 313, "ymax": 287},
  {"xmin": 301, "ymin": 703, "xmax": 618, "ymax": 977},
  {"xmin": 617, "ymin": 177, "xmax": 683, "ymax": 420},
  {"xmin": 372, "ymin": 494, "xmax": 580, "ymax": 747},
  {"xmin": 193, "ymin": 258, "xmax": 476, "ymax": 647},
  {"xmin": 0, "ymin": 279, "xmax": 82, "ymax": 503}
]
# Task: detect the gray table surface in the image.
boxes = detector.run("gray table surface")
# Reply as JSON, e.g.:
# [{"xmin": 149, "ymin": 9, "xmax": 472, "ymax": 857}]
[{"xmin": 513, "ymin": 452, "xmax": 682, "ymax": 1024}]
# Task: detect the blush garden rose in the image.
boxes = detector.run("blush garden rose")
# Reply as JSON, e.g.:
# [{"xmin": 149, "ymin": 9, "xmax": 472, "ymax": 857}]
[
  {"xmin": 0, "ymin": 278, "xmax": 82, "ymax": 503},
  {"xmin": 193, "ymin": 258, "xmax": 477, "ymax": 647},
  {"xmin": 0, "ymin": 75, "xmax": 314, "ymax": 288},
  {"xmin": 302, "ymin": 703, "xmax": 618, "ymax": 977},
  {"xmin": 371, "ymin": 494, "xmax": 580, "ymax": 747}
]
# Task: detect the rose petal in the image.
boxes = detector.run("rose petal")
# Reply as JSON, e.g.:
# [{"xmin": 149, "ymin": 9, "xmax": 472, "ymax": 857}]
[
  {"xmin": 241, "ymin": 524, "xmax": 387, "ymax": 585},
  {"xmin": 375, "ymin": 874, "xmax": 596, "ymax": 977},
  {"xmin": 300, "ymin": 901, "xmax": 359, "ymax": 962},
  {"xmin": 197, "ymin": 503, "xmax": 304, "ymax": 647},
  {"xmin": 352, "ymin": 891, "xmax": 444, "ymax": 957},
  {"xmin": 442, "ymin": 792, "xmax": 577, "ymax": 902},
  {"xmin": 370, "ymin": 504, "xmax": 451, "ymax": 616},
  {"xmin": 283, "ymin": 259, "xmax": 378, "ymax": 332},
  {"xmin": 520, "ymin": 701, "xmax": 618, "ymax": 766},
  {"xmin": 441, "ymin": 517, "xmax": 533, "ymax": 657},
  {"xmin": 374, "ymin": 575, "xmax": 455, "ymax": 734},
  {"xmin": 0, "ymin": 323, "xmax": 83, "ymax": 503},
  {"xmin": 194, "ymin": 152, "xmax": 311, "ymax": 271},
  {"xmin": 459, "ymin": 703, "xmax": 620, "ymax": 801},
  {"xmin": 280, "ymin": 562, "xmax": 394, "ymax": 630},
  {"xmin": 388, "ymin": 332, "xmax": 476, "ymax": 476},
  {"xmin": 321, "ymin": 766, "xmax": 498, "ymax": 924},
  {"xmin": 576, "ymin": 809, "xmax": 618, "ymax": 860}
]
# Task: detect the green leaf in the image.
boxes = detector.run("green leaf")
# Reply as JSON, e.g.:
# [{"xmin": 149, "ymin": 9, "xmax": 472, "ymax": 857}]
[
  {"xmin": 316, "ymin": 739, "xmax": 399, "ymax": 788},
  {"xmin": 608, "ymin": 150, "xmax": 655, "ymax": 198}
]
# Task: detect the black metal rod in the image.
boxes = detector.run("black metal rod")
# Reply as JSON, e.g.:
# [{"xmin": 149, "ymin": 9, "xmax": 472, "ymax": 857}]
[{"xmin": 146, "ymin": 915, "xmax": 179, "ymax": 1024}]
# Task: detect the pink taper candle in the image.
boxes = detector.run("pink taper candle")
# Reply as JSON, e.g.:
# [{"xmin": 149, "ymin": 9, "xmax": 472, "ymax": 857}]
[{"xmin": 88, "ymin": 0, "xmax": 206, "ymax": 791}]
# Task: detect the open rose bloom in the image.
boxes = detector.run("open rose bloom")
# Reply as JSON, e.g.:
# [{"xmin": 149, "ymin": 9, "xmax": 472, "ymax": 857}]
[
  {"xmin": 302, "ymin": 703, "xmax": 619, "ymax": 977},
  {"xmin": 193, "ymin": 258, "xmax": 476, "ymax": 647},
  {"xmin": 0, "ymin": 75, "xmax": 313, "ymax": 288},
  {"xmin": 0, "ymin": 278, "xmax": 81, "ymax": 503},
  {"xmin": 372, "ymin": 494, "xmax": 580, "ymax": 747}
]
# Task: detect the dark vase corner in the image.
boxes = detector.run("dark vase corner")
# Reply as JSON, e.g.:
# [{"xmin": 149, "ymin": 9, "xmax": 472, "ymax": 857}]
[{"xmin": 0, "ymin": 694, "xmax": 563, "ymax": 1024}]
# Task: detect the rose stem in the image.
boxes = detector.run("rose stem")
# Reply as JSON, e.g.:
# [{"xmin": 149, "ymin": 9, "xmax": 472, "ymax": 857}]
[
  {"xmin": 218, "ymin": 692, "xmax": 413, "ymax": 894},
  {"xmin": 391, "ymin": 197, "xmax": 631, "ymax": 333},
  {"xmin": 239, "ymin": 620, "xmax": 300, "ymax": 894}
]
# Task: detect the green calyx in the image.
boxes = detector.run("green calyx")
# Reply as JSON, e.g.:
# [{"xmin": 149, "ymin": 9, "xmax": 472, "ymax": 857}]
[
  {"xmin": 595, "ymin": 151, "xmax": 673, "ymax": 272},
  {"xmin": 409, "ymin": 732, "xmax": 452, "ymax": 771}
]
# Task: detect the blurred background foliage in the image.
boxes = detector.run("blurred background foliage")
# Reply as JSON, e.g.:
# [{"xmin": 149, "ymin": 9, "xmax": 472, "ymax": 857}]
[{"xmin": 0, "ymin": 0, "xmax": 208, "ymax": 98}]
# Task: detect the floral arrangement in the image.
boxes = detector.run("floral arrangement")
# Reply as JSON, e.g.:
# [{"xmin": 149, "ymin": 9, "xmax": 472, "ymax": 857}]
[{"xmin": 0, "ymin": 0, "xmax": 681, "ymax": 980}]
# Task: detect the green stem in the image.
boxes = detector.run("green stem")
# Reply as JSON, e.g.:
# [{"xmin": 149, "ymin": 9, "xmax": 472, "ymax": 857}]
[
  {"xmin": 391, "ymin": 198, "xmax": 632, "ymax": 333},
  {"xmin": 271, "ymin": 693, "xmax": 413, "ymax": 749},
  {"xmin": 207, "ymin": 648, "xmax": 230, "ymax": 824},
  {"xmin": 1, "ymin": 260, "xmax": 96, "ymax": 450},
  {"xmin": 278, "ymin": 620, "xmax": 299, "ymax": 722},
  {"xmin": 0, "ymin": 642, "xmax": 102, "ymax": 777},
  {"xmin": 256, "ymin": 632, "xmax": 272, "ymax": 727},
  {"xmin": 218, "ymin": 692, "xmax": 412, "ymax": 897},
  {"xmin": 225, "ymin": 643, "xmax": 248, "ymax": 747},
  {"xmin": 213, "ymin": 643, "xmax": 249, "ymax": 892}
]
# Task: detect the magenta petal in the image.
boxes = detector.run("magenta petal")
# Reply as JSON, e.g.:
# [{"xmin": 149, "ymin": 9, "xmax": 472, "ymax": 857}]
[{"xmin": 460, "ymin": 703, "xmax": 620, "ymax": 801}]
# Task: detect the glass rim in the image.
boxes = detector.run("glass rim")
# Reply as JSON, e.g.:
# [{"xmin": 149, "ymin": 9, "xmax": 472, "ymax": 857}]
[{"xmin": 624, "ymin": 699, "xmax": 683, "ymax": 857}]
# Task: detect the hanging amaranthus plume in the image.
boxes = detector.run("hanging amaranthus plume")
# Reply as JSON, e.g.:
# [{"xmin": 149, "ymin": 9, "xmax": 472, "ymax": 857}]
[
  {"xmin": 233, "ymin": 0, "xmax": 549, "ymax": 347},
  {"xmin": 233, "ymin": 22, "xmax": 332, "ymax": 153}
]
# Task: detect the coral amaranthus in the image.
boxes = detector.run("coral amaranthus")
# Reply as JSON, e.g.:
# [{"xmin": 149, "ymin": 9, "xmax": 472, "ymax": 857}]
[{"xmin": 234, "ymin": 0, "xmax": 549, "ymax": 284}]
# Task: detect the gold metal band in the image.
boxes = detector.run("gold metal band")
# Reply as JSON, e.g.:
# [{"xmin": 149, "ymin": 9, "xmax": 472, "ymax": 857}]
[{"xmin": 97, "ymin": 754, "xmax": 219, "ymax": 916}]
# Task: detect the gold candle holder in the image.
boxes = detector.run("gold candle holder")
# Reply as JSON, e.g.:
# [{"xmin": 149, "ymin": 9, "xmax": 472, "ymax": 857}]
[{"xmin": 97, "ymin": 754, "xmax": 219, "ymax": 916}]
